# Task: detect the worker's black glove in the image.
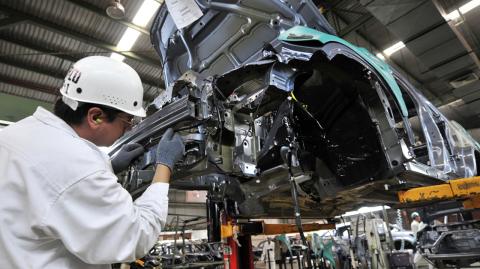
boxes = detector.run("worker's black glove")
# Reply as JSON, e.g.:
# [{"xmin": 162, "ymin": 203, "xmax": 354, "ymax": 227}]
[
  {"xmin": 155, "ymin": 128, "xmax": 185, "ymax": 172},
  {"xmin": 111, "ymin": 143, "xmax": 145, "ymax": 174}
]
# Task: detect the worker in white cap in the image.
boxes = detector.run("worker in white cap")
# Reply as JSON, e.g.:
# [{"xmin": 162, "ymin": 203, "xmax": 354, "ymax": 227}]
[
  {"xmin": 411, "ymin": 212, "xmax": 422, "ymax": 236},
  {"xmin": 0, "ymin": 56, "xmax": 184, "ymax": 268},
  {"xmin": 411, "ymin": 212, "xmax": 433, "ymax": 269}
]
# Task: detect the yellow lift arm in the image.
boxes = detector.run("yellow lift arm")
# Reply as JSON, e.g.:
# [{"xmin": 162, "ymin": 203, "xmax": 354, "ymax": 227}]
[
  {"xmin": 221, "ymin": 221, "xmax": 335, "ymax": 239},
  {"xmin": 398, "ymin": 176, "xmax": 480, "ymax": 208}
]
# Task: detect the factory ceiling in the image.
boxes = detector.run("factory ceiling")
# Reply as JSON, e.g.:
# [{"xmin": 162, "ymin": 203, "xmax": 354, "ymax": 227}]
[{"xmin": 0, "ymin": 0, "xmax": 479, "ymax": 140}]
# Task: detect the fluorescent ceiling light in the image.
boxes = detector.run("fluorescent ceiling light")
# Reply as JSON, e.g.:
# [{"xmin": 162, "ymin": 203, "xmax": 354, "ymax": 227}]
[
  {"xmin": 110, "ymin": 52, "xmax": 125, "ymax": 61},
  {"xmin": 110, "ymin": 0, "xmax": 161, "ymax": 61},
  {"xmin": 459, "ymin": 0, "xmax": 480, "ymax": 13},
  {"xmin": 383, "ymin": 41, "xmax": 405, "ymax": 56},
  {"xmin": 376, "ymin": 53, "xmax": 385, "ymax": 60},
  {"xmin": 110, "ymin": 28, "xmax": 140, "ymax": 61},
  {"xmin": 132, "ymin": 0, "xmax": 161, "ymax": 27},
  {"xmin": 444, "ymin": 0, "xmax": 480, "ymax": 21},
  {"xmin": 117, "ymin": 28, "xmax": 141, "ymax": 51},
  {"xmin": 444, "ymin": 10, "xmax": 461, "ymax": 21},
  {"xmin": 379, "ymin": 0, "xmax": 480, "ymax": 58},
  {"xmin": 340, "ymin": 206, "xmax": 391, "ymax": 217}
]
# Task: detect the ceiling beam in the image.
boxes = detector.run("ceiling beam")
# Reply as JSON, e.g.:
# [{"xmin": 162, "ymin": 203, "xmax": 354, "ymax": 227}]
[
  {"xmin": 0, "ymin": 37, "xmax": 77, "ymax": 61},
  {"xmin": 0, "ymin": 4, "xmax": 161, "ymax": 68},
  {"xmin": 0, "ymin": 37, "xmax": 163, "ymax": 89},
  {"xmin": 333, "ymin": 7, "xmax": 368, "ymax": 16},
  {"xmin": 0, "ymin": 74, "xmax": 58, "ymax": 96},
  {"xmin": 0, "ymin": 16, "xmax": 25, "ymax": 30},
  {"xmin": 432, "ymin": 0, "xmax": 480, "ymax": 71},
  {"xmin": 0, "ymin": 89, "xmax": 55, "ymax": 104},
  {"xmin": 0, "ymin": 56, "xmax": 65, "ymax": 81},
  {"xmin": 328, "ymin": 10, "xmax": 442, "ymax": 103},
  {"xmin": 63, "ymin": 0, "xmax": 150, "ymax": 35},
  {"xmin": 338, "ymin": 13, "xmax": 373, "ymax": 37}
]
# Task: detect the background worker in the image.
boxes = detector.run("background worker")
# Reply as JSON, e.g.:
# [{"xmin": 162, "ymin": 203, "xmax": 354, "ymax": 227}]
[
  {"xmin": 411, "ymin": 212, "xmax": 425, "ymax": 237},
  {"xmin": 0, "ymin": 56, "xmax": 184, "ymax": 269},
  {"xmin": 261, "ymin": 237, "xmax": 276, "ymax": 269},
  {"xmin": 411, "ymin": 211, "xmax": 433, "ymax": 269}
]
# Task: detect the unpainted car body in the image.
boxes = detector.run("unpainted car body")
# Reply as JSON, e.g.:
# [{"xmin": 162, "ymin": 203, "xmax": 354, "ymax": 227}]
[{"xmin": 110, "ymin": 0, "xmax": 480, "ymax": 219}]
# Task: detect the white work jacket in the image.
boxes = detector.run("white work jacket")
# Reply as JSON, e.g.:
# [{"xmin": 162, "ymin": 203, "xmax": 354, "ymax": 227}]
[
  {"xmin": 0, "ymin": 107, "xmax": 169, "ymax": 269},
  {"xmin": 261, "ymin": 240, "xmax": 276, "ymax": 266}
]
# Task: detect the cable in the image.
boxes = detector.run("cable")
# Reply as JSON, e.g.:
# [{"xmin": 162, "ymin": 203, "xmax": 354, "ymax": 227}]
[
  {"xmin": 289, "ymin": 93, "xmax": 325, "ymax": 140},
  {"xmin": 212, "ymin": 81, "xmax": 227, "ymax": 100},
  {"xmin": 283, "ymin": 108, "xmax": 313, "ymax": 269}
]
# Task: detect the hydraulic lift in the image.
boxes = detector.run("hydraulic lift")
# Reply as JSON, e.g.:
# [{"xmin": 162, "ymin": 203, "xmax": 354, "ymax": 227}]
[
  {"xmin": 206, "ymin": 176, "xmax": 480, "ymax": 269},
  {"xmin": 397, "ymin": 176, "xmax": 480, "ymax": 268},
  {"xmin": 220, "ymin": 219, "xmax": 335, "ymax": 269},
  {"xmin": 398, "ymin": 176, "xmax": 480, "ymax": 209}
]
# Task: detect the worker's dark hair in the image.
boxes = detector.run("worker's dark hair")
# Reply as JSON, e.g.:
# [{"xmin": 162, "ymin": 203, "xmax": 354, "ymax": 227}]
[{"xmin": 53, "ymin": 98, "xmax": 121, "ymax": 125}]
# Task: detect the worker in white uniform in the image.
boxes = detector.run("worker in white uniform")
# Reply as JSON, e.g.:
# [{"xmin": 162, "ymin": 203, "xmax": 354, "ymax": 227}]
[
  {"xmin": 0, "ymin": 56, "xmax": 185, "ymax": 269},
  {"xmin": 411, "ymin": 212, "xmax": 423, "ymax": 236},
  {"xmin": 261, "ymin": 237, "xmax": 276, "ymax": 269},
  {"xmin": 411, "ymin": 212, "xmax": 433, "ymax": 269}
]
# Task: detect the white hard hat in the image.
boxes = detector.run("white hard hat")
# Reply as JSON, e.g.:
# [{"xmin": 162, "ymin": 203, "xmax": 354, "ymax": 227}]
[
  {"xmin": 60, "ymin": 56, "xmax": 146, "ymax": 117},
  {"xmin": 411, "ymin": 212, "xmax": 420, "ymax": 218}
]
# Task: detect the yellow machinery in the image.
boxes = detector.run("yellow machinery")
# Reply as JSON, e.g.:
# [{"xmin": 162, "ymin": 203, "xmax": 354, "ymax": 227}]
[
  {"xmin": 397, "ymin": 176, "xmax": 480, "ymax": 268},
  {"xmin": 398, "ymin": 176, "xmax": 480, "ymax": 208},
  {"xmin": 220, "ymin": 221, "xmax": 335, "ymax": 238}
]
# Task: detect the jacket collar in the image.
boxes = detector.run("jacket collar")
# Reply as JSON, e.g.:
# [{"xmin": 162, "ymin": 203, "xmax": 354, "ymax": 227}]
[
  {"xmin": 32, "ymin": 107, "xmax": 110, "ymax": 161},
  {"xmin": 33, "ymin": 107, "xmax": 79, "ymax": 138}
]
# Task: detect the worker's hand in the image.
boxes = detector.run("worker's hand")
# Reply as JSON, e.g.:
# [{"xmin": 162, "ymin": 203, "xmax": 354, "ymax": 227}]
[
  {"xmin": 155, "ymin": 128, "xmax": 185, "ymax": 172},
  {"xmin": 110, "ymin": 143, "xmax": 145, "ymax": 174}
]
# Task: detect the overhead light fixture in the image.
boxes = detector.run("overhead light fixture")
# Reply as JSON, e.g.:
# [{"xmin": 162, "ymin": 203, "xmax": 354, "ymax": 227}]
[
  {"xmin": 383, "ymin": 41, "xmax": 405, "ymax": 56},
  {"xmin": 379, "ymin": 0, "xmax": 480, "ymax": 58},
  {"xmin": 117, "ymin": 28, "xmax": 141, "ymax": 51},
  {"xmin": 459, "ymin": 0, "xmax": 480, "ymax": 14},
  {"xmin": 110, "ymin": 28, "xmax": 139, "ymax": 61},
  {"xmin": 106, "ymin": 0, "xmax": 125, "ymax": 20},
  {"xmin": 132, "ymin": 0, "xmax": 161, "ymax": 27},
  {"xmin": 110, "ymin": 0, "xmax": 161, "ymax": 62},
  {"xmin": 444, "ymin": 0, "xmax": 480, "ymax": 22},
  {"xmin": 444, "ymin": 10, "xmax": 461, "ymax": 21},
  {"xmin": 340, "ymin": 206, "xmax": 391, "ymax": 217},
  {"xmin": 110, "ymin": 52, "xmax": 125, "ymax": 62},
  {"xmin": 376, "ymin": 53, "xmax": 386, "ymax": 60}
]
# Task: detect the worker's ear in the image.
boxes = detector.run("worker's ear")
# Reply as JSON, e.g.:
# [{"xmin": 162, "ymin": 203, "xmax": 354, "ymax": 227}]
[{"xmin": 86, "ymin": 107, "xmax": 104, "ymax": 129}]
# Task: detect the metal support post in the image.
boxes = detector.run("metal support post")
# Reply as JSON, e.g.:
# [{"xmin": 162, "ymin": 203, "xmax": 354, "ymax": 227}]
[{"xmin": 206, "ymin": 195, "xmax": 222, "ymax": 242}]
